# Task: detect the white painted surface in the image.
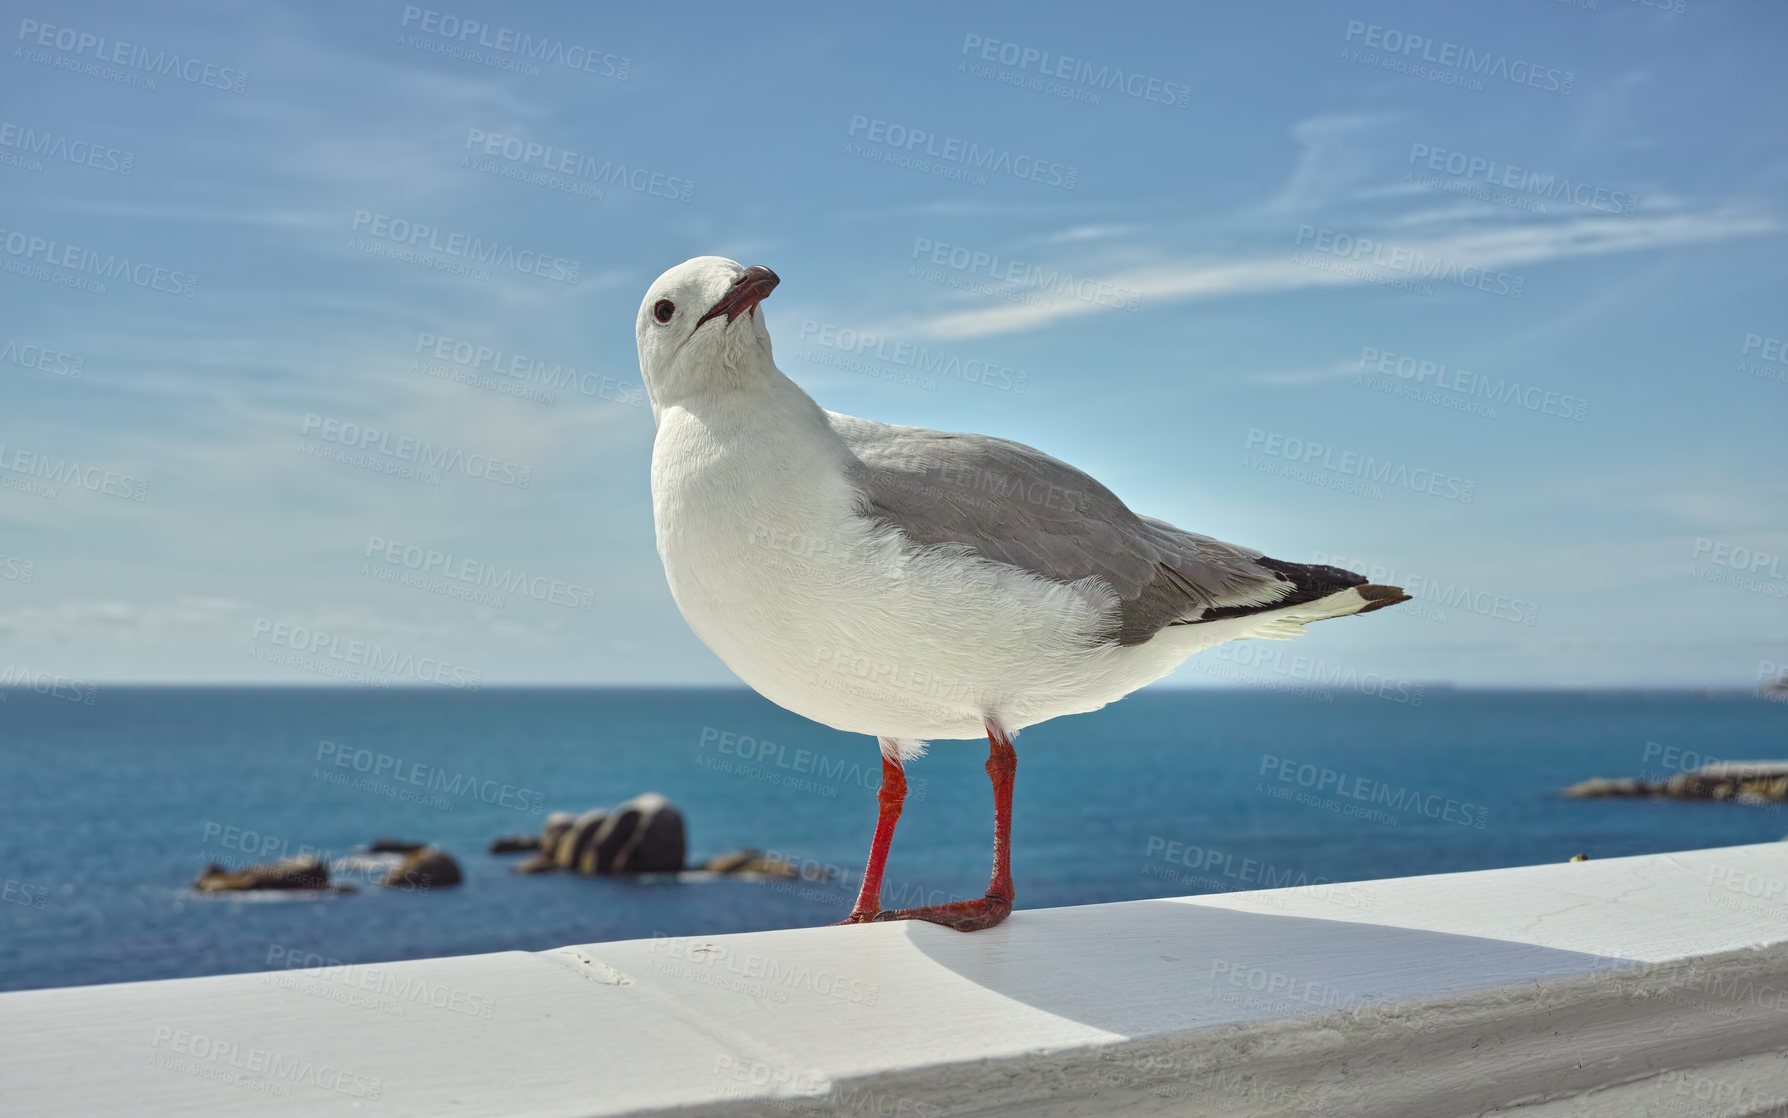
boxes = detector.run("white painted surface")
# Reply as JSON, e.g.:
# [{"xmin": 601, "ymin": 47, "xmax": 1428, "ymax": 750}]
[{"xmin": 5, "ymin": 843, "xmax": 1788, "ymax": 1117}]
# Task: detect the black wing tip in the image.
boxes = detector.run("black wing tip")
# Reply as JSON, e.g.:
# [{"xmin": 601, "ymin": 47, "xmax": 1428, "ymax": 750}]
[
  {"xmin": 1255, "ymin": 557, "xmax": 1367, "ymax": 593},
  {"xmin": 1186, "ymin": 556, "xmax": 1368, "ymax": 625},
  {"xmin": 1355, "ymin": 584, "xmax": 1412, "ymax": 614}
]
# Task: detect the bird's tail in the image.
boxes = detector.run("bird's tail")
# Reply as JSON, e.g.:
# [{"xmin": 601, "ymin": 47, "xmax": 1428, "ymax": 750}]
[
  {"xmin": 1194, "ymin": 557, "xmax": 1410, "ymax": 640},
  {"xmin": 1243, "ymin": 582, "xmax": 1410, "ymax": 639}
]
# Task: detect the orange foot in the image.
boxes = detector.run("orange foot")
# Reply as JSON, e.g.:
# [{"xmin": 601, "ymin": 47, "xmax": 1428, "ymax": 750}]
[{"xmin": 872, "ymin": 891, "xmax": 1012, "ymax": 932}]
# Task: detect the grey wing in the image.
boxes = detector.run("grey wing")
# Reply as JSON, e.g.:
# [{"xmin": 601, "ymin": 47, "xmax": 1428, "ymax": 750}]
[{"xmin": 830, "ymin": 413, "xmax": 1318, "ymax": 645}]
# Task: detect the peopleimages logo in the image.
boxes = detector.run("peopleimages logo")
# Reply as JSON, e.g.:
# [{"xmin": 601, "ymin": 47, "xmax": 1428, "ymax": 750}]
[
  {"xmin": 1211, "ymin": 643, "xmax": 1424, "ymax": 705},
  {"xmin": 1739, "ymin": 334, "xmax": 1788, "ymax": 386},
  {"xmin": 15, "ymin": 18, "xmax": 249, "ymax": 93},
  {"xmin": 263, "ymin": 944, "xmax": 498, "ymax": 1020},
  {"xmin": 1143, "ymin": 838, "xmax": 1376, "ymax": 908},
  {"xmin": 0, "ymin": 335, "xmax": 83, "ymax": 378},
  {"xmin": 0, "ymin": 225, "xmax": 198, "ymax": 297},
  {"xmin": 0, "ymin": 442, "xmax": 148, "ymax": 501},
  {"xmin": 412, "ymin": 332, "xmax": 645, "ymax": 406},
  {"xmin": 1406, "ymin": 143, "xmax": 1636, "ymax": 217},
  {"xmin": 0, "ymin": 665, "xmax": 98, "ymax": 705},
  {"xmin": 300, "ymin": 415, "xmax": 533, "ymax": 488},
  {"xmin": 398, "ymin": 7, "xmax": 630, "ymax": 80},
  {"xmin": 1244, "ymin": 428, "xmax": 1476, "ymax": 503},
  {"xmin": 147, "ymin": 1027, "xmax": 382, "ymax": 1099},
  {"xmin": 316, "ymin": 740, "xmax": 545, "ymax": 815},
  {"xmin": 1295, "ymin": 225, "xmax": 1524, "ymax": 299},
  {"xmin": 1692, "ymin": 538, "xmax": 1787, "ymax": 581},
  {"xmin": 1341, "ymin": 21, "xmax": 1575, "ymax": 95},
  {"xmin": 1357, "ymin": 346, "xmax": 1588, "ymax": 421},
  {"xmin": 364, "ymin": 535, "xmax": 595, "ymax": 611},
  {"xmin": 846, "ymin": 115, "xmax": 1078, "ymax": 190},
  {"xmin": 696, "ymin": 726, "xmax": 929, "ymax": 802},
  {"xmin": 463, "ymin": 128, "xmax": 694, "ymax": 203},
  {"xmin": 1312, "ymin": 550, "xmax": 1539, "ymax": 627},
  {"xmin": 248, "ymin": 619, "xmax": 482, "ymax": 690},
  {"xmin": 0, "ymin": 121, "xmax": 135, "ymax": 174},
  {"xmin": 958, "ymin": 34, "xmax": 1192, "ymax": 108},
  {"xmin": 795, "ymin": 320, "xmax": 1029, "ymax": 393},
  {"xmin": 1639, "ymin": 740, "xmax": 1737, "ymax": 781},
  {"xmin": 1259, "ymin": 754, "xmax": 1490, "ymax": 828},
  {"xmin": 910, "ymin": 237, "xmax": 1140, "ymax": 310},
  {"xmin": 0, "ymin": 553, "xmax": 35, "ymax": 583},
  {"xmin": 1690, "ymin": 537, "xmax": 1788, "ymax": 599},
  {"xmin": 348, "ymin": 211, "xmax": 580, "ymax": 285}
]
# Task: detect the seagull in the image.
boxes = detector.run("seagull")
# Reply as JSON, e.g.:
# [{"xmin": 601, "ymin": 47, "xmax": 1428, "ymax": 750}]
[{"xmin": 637, "ymin": 256, "xmax": 1410, "ymax": 932}]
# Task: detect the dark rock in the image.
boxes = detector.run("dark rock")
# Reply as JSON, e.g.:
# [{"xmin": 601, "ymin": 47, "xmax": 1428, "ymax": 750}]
[
  {"xmin": 383, "ymin": 847, "xmax": 462, "ymax": 890},
  {"xmin": 555, "ymin": 809, "xmax": 610, "ymax": 870},
  {"xmin": 1565, "ymin": 763, "xmax": 1788, "ymax": 803},
  {"xmin": 508, "ymin": 811, "xmax": 579, "ymax": 873},
  {"xmin": 1561, "ymin": 777, "xmax": 1647, "ymax": 799},
  {"xmin": 488, "ymin": 835, "xmax": 540, "ymax": 855},
  {"xmin": 368, "ymin": 839, "xmax": 429, "ymax": 854},
  {"xmin": 1664, "ymin": 773, "xmax": 1718, "ymax": 799},
  {"xmin": 195, "ymin": 855, "xmax": 335, "ymax": 893},
  {"xmin": 579, "ymin": 793, "xmax": 686, "ymax": 875},
  {"xmin": 511, "ymin": 796, "xmax": 691, "ymax": 877},
  {"xmin": 702, "ymin": 848, "xmax": 798, "ymax": 878},
  {"xmin": 540, "ymin": 811, "xmax": 575, "ymax": 859},
  {"xmin": 704, "ymin": 848, "xmax": 769, "ymax": 875}
]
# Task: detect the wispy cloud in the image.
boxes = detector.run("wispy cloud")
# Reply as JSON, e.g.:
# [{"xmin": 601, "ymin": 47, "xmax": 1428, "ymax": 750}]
[
  {"xmin": 1036, "ymin": 223, "xmax": 1145, "ymax": 244},
  {"xmin": 1254, "ymin": 112, "xmax": 1405, "ymax": 215},
  {"xmin": 913, "ymin": 210, "xmax": 1780, "ymax": 338},
  {"xmin": 0, "ymin": 597, "xmax": 249, "ymax": 641}
]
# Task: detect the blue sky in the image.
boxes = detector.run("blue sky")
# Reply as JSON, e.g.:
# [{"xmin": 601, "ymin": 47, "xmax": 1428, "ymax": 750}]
[{"xmin": 2, "ymin": 0, "xmax": 1784, "ymax": 690}]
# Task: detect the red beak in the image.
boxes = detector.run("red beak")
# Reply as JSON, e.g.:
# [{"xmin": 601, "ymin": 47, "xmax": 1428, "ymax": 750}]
[{"xmin": 696, "ymin": 265, "xmax": 780, "ymax": 328}]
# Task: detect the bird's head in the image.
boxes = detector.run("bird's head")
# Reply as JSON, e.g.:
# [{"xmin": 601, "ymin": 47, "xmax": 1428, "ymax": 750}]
[{"xmin": 636, "ymin": 256, "xmax": 780, "ymax": 411}]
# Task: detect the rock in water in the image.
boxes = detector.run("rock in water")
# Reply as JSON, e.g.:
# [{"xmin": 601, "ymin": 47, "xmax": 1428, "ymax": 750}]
[
  {"xmin": 508, "ymin": 797, "xmax": 690, "ymax": 875},
  {"xmin": 1561, "ymin": 777, "xmax": 1647, "ymax": 798},
  {"xmin": 579, "ymin": 793, "xmax": 687, "ymax": 874},
  {"xmin": 703, "ymin": 848, "xmax": 763, "ymax": 874},
  {"xmin": 1564, "ymin": 763, "xmax": 1788, "ymax": 803},
  {"xmin": 368, "ymin": 838, "xmax": 429, "ymax": 854},
  {"xmin": 555, "ymin": 809, "xmax": 610, "ymax": 870},
  {"xmin": 383, "ymin": 847, "xmax": 463, "ymax": 890},
  {"xmin": 502, "ymin": 811, "xmax": 572, "ymax": 869},
  {"xmin": 702, "ymin": 849, "xmax": 799, "ymax": 878},
  {"xmin": 195, "ymin": 856, "xmax": 333, "ymax": 892},
  {"xmin": 540, "ymin": 811, "xmax": 575, "ymax": 855}
]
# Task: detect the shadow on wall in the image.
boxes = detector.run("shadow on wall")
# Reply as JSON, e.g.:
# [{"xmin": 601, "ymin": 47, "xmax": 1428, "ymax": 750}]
[{"xmin": 892, "ymin": 899, "xmax": 1627, "ymax": 1037}]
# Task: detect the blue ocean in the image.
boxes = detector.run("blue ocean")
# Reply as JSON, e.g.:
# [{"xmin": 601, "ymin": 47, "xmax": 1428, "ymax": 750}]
[{"xmin": 2, "ymin": 687, "xmax": 1782, "ymax": 994}]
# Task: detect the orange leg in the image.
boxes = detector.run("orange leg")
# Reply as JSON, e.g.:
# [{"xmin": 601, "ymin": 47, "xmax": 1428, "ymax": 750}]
[
  {"xmin": 872, "ymin": 721, "xmax": 1016, "ymax": 932},
  {"xmin": 832, "ymin": 747, "xmax": 906, "ymax": 924}
]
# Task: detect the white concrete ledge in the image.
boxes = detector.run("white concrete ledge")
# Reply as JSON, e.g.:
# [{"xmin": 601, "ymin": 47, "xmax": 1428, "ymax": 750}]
[{"xmin": 7, "ymin": 843, "xmax": 1788, "ymax": 1117}]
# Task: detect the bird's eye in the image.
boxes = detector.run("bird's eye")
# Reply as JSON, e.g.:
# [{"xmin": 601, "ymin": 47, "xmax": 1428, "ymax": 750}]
[{"xmin": 653, "ymin": 299, "xmax": 675, "ymax": 324}]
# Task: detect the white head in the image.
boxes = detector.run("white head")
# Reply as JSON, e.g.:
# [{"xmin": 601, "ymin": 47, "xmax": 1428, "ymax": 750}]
[{"xmin": 636, "ymin": 256, "xmax": 780, "ymax": 414}]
